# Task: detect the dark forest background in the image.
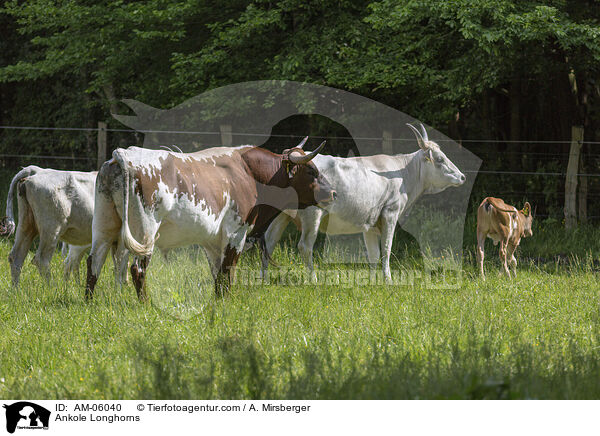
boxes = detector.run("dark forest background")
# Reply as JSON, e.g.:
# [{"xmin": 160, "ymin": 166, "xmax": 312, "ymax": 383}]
[{"xmin": 1, "ymin": 0, "xmax": 600, "ymax": 226}]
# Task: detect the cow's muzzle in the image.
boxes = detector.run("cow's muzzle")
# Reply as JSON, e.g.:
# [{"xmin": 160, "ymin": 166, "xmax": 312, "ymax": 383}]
[
  {"xmin": 451, "ymin": 173, "xmax": 466, "ymax": 186},
  {"xmin": 318, "ymin": 190, "xmax": 337, "ymax": 205}
]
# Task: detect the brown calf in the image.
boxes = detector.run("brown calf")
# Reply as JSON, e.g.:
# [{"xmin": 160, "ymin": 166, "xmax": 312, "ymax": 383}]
[{"xmin": 476, "ymin": 197, "xmax": 533, "ymax": 279}]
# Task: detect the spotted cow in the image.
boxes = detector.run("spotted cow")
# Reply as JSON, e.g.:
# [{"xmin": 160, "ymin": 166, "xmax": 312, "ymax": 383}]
[{"xmin": 85, "ymin": 138, "xmax": 335, "ymax": 299}]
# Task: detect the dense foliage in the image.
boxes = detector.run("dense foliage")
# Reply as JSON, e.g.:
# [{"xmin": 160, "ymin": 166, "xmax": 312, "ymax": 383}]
[{"xmin": 1, "ymin": 0, "xmax": 600, "ymax": 219}]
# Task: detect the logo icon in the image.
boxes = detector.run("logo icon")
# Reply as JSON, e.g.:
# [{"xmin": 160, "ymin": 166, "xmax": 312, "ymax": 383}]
[{"xmin": 3, "ymin": 402, "xmax": 50, "ymax": 433}]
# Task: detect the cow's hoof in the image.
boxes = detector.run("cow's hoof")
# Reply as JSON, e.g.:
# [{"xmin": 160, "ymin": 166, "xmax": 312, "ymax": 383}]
[{"xmin": 137, "ymin": 292, "xmax": 149, "ymax": 303}]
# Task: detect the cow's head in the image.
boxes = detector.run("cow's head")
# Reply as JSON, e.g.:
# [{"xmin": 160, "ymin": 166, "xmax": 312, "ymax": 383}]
[
  {"xmin": 407, "ymin": 123, "xmax": 466, "ymax": 194},
  {"xmin": 282, "ymin": 137, "xmax": 336, "ymax": 208},
  {"xmin": 520, "ymin": 202, "xmax": 533, "ymax": 237}
]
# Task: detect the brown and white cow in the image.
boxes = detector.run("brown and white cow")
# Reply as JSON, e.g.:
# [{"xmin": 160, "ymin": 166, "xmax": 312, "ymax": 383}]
[
  {"xmin": 85, "ymin": 138, "xmax": 336, "ymax": 300},
  {"xmin": 476, "ymin": 197, "xmax": 533, "ymax": 279},
  {"xmin": 0, "ymin": 166, "xmax": 128, "ymax": 286}
]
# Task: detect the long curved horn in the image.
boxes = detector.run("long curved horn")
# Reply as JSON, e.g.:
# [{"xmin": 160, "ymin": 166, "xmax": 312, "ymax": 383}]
[
  {"xmin": 289, "ymin": 140, "xmax": 326, "ymax": 164},
  {"xmin": 420, "ymin": 123, "xmax": 429, "ymax": 142},
  {"xmin": 296, "ymin": 136, "xmax": 309, "ymax": 149},
  {"xmin": 407, "ymin": 123, "xmax": 427, "ymax": 150}
]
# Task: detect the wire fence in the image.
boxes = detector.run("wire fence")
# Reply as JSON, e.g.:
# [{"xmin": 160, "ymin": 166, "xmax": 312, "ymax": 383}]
[
  {"xmin": 0, "ymin": 124, "xmax": 597, "ymax": 222},
  {"xmin": 3, "ymin": 124, "xmax": 600, "ymax": 144}
]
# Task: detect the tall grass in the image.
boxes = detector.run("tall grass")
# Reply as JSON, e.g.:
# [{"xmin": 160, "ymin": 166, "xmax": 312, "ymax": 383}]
[{"xmin": 1, "ymin": 222, "xmax": 600, "ymax": 399}]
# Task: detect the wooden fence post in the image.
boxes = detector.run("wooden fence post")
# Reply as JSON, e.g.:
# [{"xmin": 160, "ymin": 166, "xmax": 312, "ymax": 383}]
[
  {"xmin": 220, "ymin": 124, "xmax": 232, "ymax": 146},
  {"xmin": 97, "ymin": 121, "xmax": 107, "ymax": 170},
  {"xmin": 578, "ymin": 152, "xmax": 588, "ymax": 224},
  {"xmin": 564, "ymin": 125, "xmax": 584, "ymax": 230},
  {"xmin": 382, "ymin": 130, "xmax": 393, "ymax": 154}
]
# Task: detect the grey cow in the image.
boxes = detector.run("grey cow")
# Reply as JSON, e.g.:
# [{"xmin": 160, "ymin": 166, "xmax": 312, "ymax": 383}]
[
  {"xmin": 0, "ymin": 166, "xmax": 128, "ymax": 286},
  {"xmin": 261, "ymin": 124, "xmax": 466, "ymax": 282}
]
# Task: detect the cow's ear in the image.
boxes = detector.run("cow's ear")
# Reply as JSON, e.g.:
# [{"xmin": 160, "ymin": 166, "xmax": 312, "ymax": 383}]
[
  {"xmin": 522, "ymin": 202, "xmax": 531, "ymax": 216},
  {"xmin": 284, "ymin": 160, "xmax": 296, "ymax": 178},
  {"xmin": 424, "ymin": 149, "xmax": 433, "ymax": 163}
]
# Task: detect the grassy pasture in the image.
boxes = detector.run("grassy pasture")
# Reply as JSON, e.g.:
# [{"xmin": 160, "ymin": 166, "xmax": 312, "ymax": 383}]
[{"xmin": 1, "ymin": 222, "xmax": 600, "ymax": 400}]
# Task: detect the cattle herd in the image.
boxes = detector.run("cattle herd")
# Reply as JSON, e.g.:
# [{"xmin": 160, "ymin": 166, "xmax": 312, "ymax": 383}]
[{"xmin": 0, "ymin": 124, "xmax": 534, "ymax": 300}]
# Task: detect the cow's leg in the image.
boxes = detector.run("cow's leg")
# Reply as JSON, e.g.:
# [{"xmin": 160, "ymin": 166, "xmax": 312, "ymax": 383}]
[
  {"xmin": 8, "ymin": 188, "xmax": 38, "ymax": 287},
  {"xmin": 8, "ymin": 225, "xmax": 36, "ymax": 288},
  {"xmin": 507, "ymin": 243, "xmax": 518, "ymax": 278},
  {"xmin": 32, "ymin": 230, "xmax": 60, "ymax": 283},
  {"xmin": 64, "ymin": 245, "xmax": 74, "ymax": 281},
  {"xmin": 86, "ymin": 239, "xmax": 112, "ymax": 300},
  {"xmin": 215, "ymin": 245, "xmax": 242, "ymax": 297},
  {"xmin": 64, "ymin": 245, "xmax": 90, "ymax": 284},
  {"xmin": 111, "ymin": 240, "xmax": 129, "ymax": 286},
  {"xmin": 61, "ymin": 242, "xmax": 69, "ymax": 258},
  {"xmin": 130, "ymin": 254, "xmax": 151, "ymax": 301},
  {"xmin": 363, "ymin": 228, "xmax": 381, "ymax": 284},
  {"xmin": 297, "ymin": 209, "xmax": 323, "ymax": 283},
  {"xmin": 118, "ymin": 248, "xmax": 129, "ymax": 285},
  {"xmin": 499, "ymin": 240, "xmax": 511, "ymax": 277},
  {"xmin": 261, "ymin": 212, "xmax": 293, "ymax": 278},
  {"xmin": 204, "ymin": 247, "xmax": 222, "ymax": 283},
  {"xmin": 363, "ymin": 228, "xmax": 381, "ymax": 270},
  {"xmin": 215, "ymin": 224, "xmax": 248, "ymax": 296},
  {"xmin": 476, "ymin": 230, "xmax": 486, "ymax": 280},
  {"xmin": 379, "ymin": 211, "xmax": 399, "ymax": 283},
  {"xmin": 86, "ymin": 164, "xmax": 129, "ymax": 300},
  {"xmin": 71, "ymin": 246, "xmax": 89, "ymax": 283}
]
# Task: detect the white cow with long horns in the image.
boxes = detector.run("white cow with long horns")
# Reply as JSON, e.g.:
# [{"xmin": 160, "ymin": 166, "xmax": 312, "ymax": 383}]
[{"xmin": 261, "ymin": 124, "xmax": 466, "ymax": 282}]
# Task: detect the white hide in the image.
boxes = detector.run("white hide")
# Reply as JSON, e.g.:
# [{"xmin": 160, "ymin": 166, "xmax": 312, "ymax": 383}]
[
  {"xmin": 4, "ymin": 167, "xmax": 127, "ymax": 285},
  {"xmin": 106, "ymin": 146, "xmax": 255, "ymax": 278},
  {"xmin": 263, "ymin": 143, "xmax": 466, "ymax": 282}
]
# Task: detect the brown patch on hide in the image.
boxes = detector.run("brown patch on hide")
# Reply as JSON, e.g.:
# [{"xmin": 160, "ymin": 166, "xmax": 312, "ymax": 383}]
[
  {"xmin": 132, "ymin": 150, "xmax": 254, "ymax": 216},
  {"xmin": 129, "ymin": 145, "xmax": 333, "ymax": 238}
]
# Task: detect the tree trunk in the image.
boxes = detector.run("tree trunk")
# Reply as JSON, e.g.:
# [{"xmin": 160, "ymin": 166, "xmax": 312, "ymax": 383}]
[
  {"xmin": 564, "ymin": 60, "xmax": 589, "ymax": 229},
  {"xmin": 564, "ymin": 125, "xmax": 583, "ymax": 230},
  {"xmin": 102, "ymin": 83, "xmax": 120, "ymax": 115},
  {"xmin": 578, "ymin": 151, "xmax": 588, "ymax": 224}
]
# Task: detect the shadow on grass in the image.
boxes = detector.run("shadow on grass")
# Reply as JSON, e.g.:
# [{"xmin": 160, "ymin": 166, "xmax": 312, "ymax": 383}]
[{"xmin": 130, "ymin": 330, "xmax": 600, "ymax": 400}]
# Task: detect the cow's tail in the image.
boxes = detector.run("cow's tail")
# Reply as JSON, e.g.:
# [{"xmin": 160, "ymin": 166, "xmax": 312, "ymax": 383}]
[
  {"xmin": 112, "ymin": 151, "xmax": 154, "ymax": 256},
  {"xmin": 1, "ymin": 165, "xmax": 42, "ymax": 237},
  {"xmin": 484, "ymin": 198, "xmax": 517, "ymax": 214}
]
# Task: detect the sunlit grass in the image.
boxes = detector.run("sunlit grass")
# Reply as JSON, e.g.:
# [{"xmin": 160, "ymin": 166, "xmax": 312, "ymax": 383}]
[{"xmin": 0, "ymin": 231, "xmax": 599, "ymax": 399}]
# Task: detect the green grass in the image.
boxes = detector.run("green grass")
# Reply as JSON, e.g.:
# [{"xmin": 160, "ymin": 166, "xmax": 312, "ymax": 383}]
[{"xmin": 0, "ymin": 228, "xmax": 600, "ymax": 400}]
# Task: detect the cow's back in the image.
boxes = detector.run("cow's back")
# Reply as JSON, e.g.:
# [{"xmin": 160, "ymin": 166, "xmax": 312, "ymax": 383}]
[
  {"xmin": 109, "ymin": 146, "xmax": 260, "ymax": 250},
  {"xmin": 477, "ymin": 197, "xmax": 517, "ymax": 238},
  {"xmin": 23, "ymin": 170, "xmax": 96, "ymax": 245},
  {"xmin": 118, "ymin": 146, "xmax": 253, "ymax": 218},
  {"xmin": 310, "ymin": 154, "xmax": 405, "ymax": 233}
]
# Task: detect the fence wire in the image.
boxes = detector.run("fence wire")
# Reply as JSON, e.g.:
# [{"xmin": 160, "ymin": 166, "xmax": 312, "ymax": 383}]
[{"xmin": 1, "ymin": 124, "xmax": 597, "ymax": 221}]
